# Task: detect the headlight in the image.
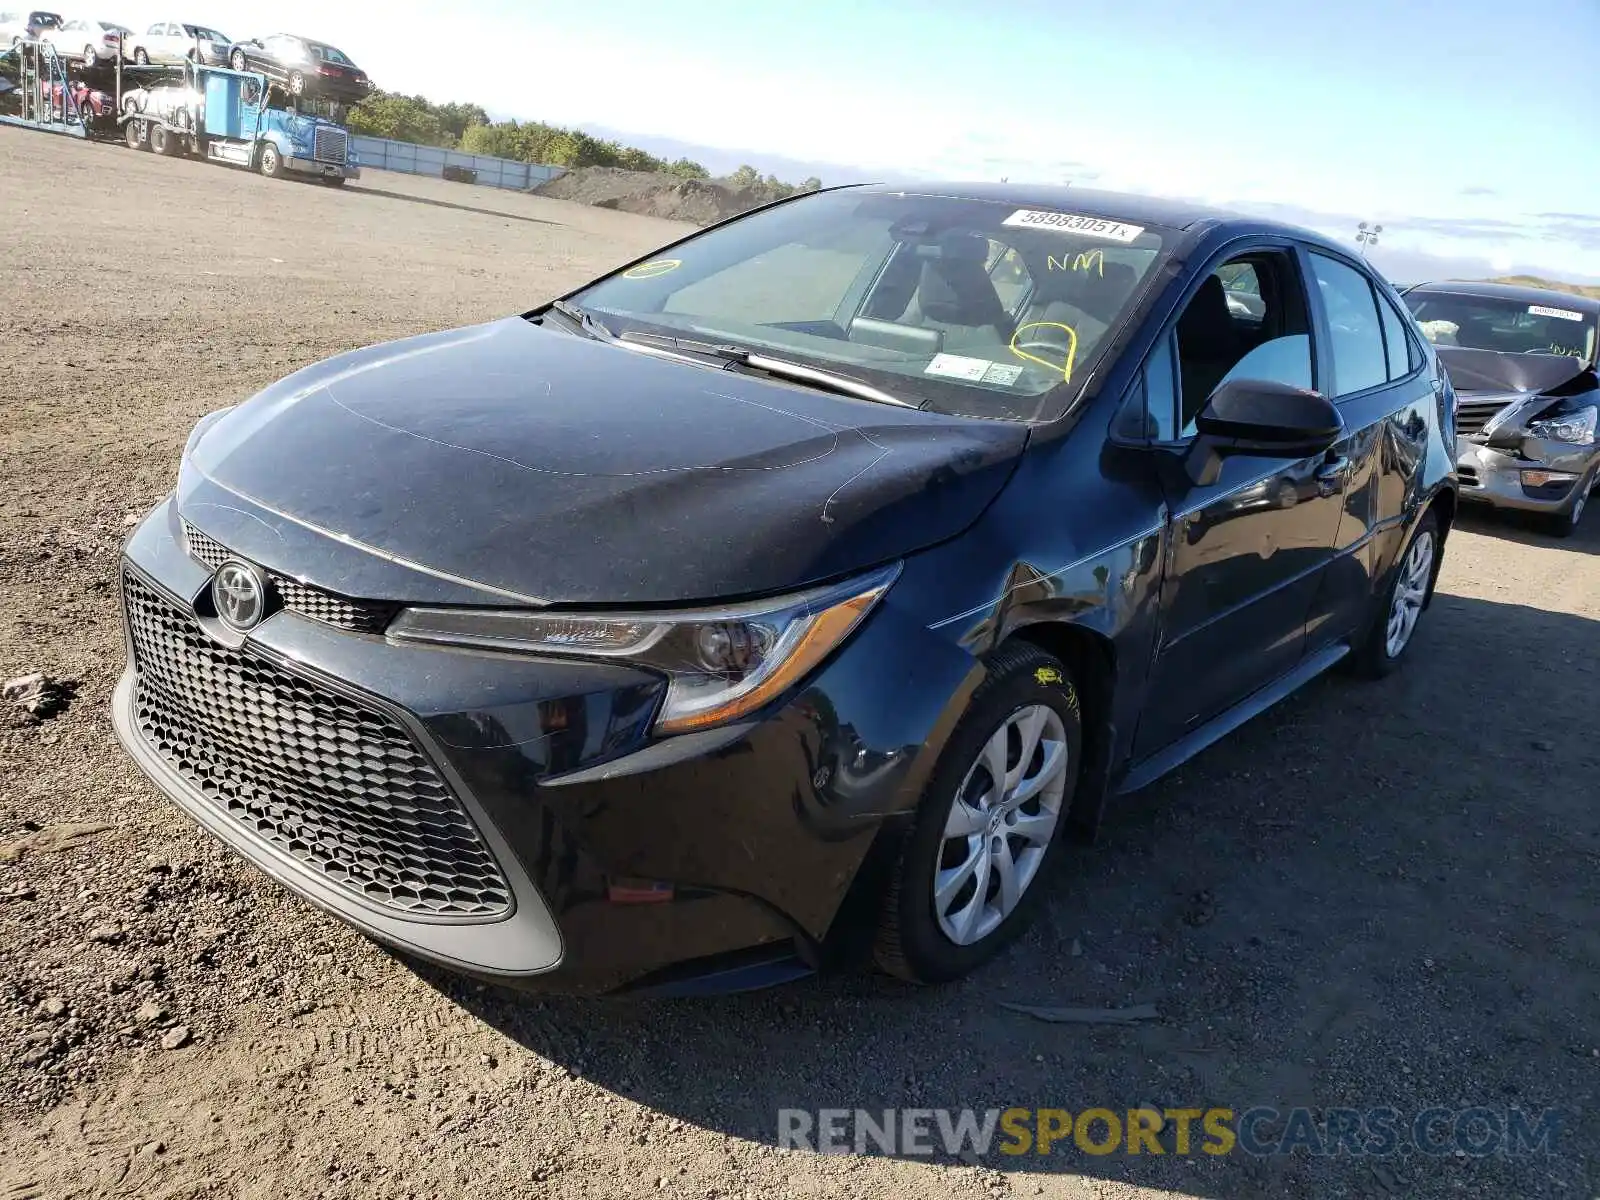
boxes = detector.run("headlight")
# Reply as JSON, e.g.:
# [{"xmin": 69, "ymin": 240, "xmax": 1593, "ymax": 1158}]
[
  {"xmin": 1528, "ymin": 405, "xmax": 1596, "ymax": 445},
  {"xmin": 387, "ymin": 563, "xmax": 901, "ymax": 735}
]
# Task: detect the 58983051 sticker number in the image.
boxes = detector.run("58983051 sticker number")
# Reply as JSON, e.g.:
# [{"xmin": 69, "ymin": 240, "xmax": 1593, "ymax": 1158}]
[{"xmin": 1001, "ymin": 210, "xmax": 1145, "ymax": 243}]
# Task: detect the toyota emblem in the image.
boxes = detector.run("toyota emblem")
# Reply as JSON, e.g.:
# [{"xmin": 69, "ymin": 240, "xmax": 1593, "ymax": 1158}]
[{"xmin": 212, "ymin": 560, "xmax": 267, "ymax": 632}]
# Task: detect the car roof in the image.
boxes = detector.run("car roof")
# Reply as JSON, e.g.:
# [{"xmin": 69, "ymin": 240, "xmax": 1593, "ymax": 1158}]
[
  {"xmin": 1403, "ymin": 278, "xmax": 1600, "ymax": 314},
  {"xmin": 847, "ymin": 180, "xmax": 1332, "ymax": 241}
]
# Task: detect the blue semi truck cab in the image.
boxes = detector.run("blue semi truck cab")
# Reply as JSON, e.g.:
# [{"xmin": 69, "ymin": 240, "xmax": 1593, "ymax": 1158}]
[{"xmin": 123, "ymin": 62, "xmax": 360, "ymax": 184}]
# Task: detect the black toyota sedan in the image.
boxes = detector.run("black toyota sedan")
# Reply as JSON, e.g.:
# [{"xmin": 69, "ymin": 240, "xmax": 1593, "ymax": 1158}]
[
  {"xmin": 226, "ymin": 33, "xmax": 371, "ymax": 102},
  {"xmin": 113, "ymin": 184, "xmax": 1458, "ymax": 996}
]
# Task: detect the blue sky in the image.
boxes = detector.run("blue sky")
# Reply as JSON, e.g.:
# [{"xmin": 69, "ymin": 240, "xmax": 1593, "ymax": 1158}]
[{"xmin": 145, "ymin": 0, "xmax": 1600, "ymax": 280}]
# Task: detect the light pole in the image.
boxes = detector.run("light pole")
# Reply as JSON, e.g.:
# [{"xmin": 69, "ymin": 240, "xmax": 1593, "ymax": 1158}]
[{"xmin": 1356, "ymin": 220, "xmax": 1383, "ymax": 258}]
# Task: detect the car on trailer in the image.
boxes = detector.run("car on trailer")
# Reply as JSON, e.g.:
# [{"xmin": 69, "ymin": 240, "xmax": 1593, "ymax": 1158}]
[
  {"xmin": 38, "ymin": 16, "xmax": 122, "ymax": 64},
  {"xmin": 0, "ymin": 10, "xmax": 62, "ymax": 46},
  {"xmin": 127, "ymin": 20, "xmax": 229, "ymax": 66},
  {"xmin": 121, "ymin": 60, "xmax": 359, "ymax": 184},
  {"xmin": 225, "ymin": 33, "xmax": 371, "ymax": 104}
]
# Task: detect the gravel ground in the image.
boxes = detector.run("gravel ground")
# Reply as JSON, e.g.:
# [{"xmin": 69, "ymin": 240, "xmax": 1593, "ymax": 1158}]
[{"xmin": 1, "ymin": 129, "xmax": 1596, "ymax": 1200}]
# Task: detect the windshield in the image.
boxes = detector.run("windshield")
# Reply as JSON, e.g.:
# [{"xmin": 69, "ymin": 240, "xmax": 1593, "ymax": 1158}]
[
  {"xmin": 1404, "ymin": 292, "xmax": 1597, "ymax": 365},
  {"xmin": 568, "ymin": 189, "xmax": 1170, "ymax": 422}
]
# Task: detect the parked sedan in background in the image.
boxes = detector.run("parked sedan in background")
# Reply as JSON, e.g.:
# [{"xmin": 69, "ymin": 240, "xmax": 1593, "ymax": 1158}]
[
  {"xmin": 39, "ymin": 16, "xmax": 125, "ymax": 64},
  {"xmin": 227, "ymin": 33, "xmax": 371, "ymax": 102},
  {"xmin": 0, "ymin": 10, "xmax": 62, "ymax": 45},
  {"xmin": 127, "ymin": 20, "xmax": 229, "ymax": 65},
  {"xmin": 1402, "ymin": 280, "xmax": 1598, "ymax": 536}
]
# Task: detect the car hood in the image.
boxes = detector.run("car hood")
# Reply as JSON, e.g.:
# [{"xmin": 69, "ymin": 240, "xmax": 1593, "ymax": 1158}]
[
  {"xmin": 184, "ymin": 317, "xmax": 1029, "ymax": 606},
  {"xmin": 1437, "ymin": 345, "xmax": 1596, "ymax": 397}
]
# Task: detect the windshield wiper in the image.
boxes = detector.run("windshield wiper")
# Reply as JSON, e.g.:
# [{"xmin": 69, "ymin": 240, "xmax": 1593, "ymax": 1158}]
[
  {"xmin": 546, "ymin": 299, "xmax": 614, "ymax": 342},
  {"xmin": 615, "ymin": 330, "xmax": 919, "ymax": 409}
]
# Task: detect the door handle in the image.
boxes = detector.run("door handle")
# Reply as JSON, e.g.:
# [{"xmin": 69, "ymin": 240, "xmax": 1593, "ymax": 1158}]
[{"xmin": 1314, "ymin": 456, "xmax": 1350, "ymax": 496}]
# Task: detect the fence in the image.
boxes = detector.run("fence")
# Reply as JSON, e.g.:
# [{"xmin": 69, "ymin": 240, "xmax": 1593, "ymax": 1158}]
[{"xmin": 350, "ymin": 136, "xmax": 567, "ymax": 191}]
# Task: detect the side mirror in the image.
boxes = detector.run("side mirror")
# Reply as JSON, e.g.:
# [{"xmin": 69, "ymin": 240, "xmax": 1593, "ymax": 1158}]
[{"xmin": 1184, "ymin": 378, "xmax": 1343, "ymax": 486}]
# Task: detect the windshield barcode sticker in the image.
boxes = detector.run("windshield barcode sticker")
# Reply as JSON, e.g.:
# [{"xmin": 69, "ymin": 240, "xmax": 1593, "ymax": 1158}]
[
  {"xmin": 1529, "ymin": 304, "xmax": 1584, "ymax": 322},
  {"xmin": 1001, "ymin": 210, "xmax": 1145, "ymax": 242},
  {"xmin": 925, "ymin": 353, "xmax": 993, "ymax": 382}
]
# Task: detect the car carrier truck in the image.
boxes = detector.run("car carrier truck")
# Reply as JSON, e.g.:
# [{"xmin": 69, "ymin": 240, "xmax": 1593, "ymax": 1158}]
[
  {"xmin": 123, "ymin": 59, "xmax": 359, "ymax": 183},
  {"xmin": 1, "ymin": 39, "xmax": 358, "ymax": 184}
]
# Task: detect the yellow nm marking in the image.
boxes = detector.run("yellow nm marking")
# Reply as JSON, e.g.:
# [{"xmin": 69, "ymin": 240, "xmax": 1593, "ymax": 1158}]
[
  {"xmin": 1009, "ymin": 321, "xmax": 1078, "ymax": 383},
  {"xmin": 1047, "ymin": 249, "xmax": 1105, "ymax": 276},
  {"xmin": 1034, "ymin": 666, "xmax": 1063, "ymax": 684},
  {"xmin": 622, "ymin": 259, "xmax": 682, "ymax": 280}
]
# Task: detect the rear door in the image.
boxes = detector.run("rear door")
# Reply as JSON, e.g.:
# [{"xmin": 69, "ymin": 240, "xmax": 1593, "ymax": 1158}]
[{"xmin": 1298, "ymin": 249, "xmax": 1436, "ymax": 650}]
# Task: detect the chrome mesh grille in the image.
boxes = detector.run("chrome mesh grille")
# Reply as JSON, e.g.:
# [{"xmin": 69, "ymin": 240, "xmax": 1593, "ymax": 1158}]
[
  {"xmin": 182, "ymin": 520, "xmax": 398, "ymax": 635},
  {"xmin": 312, "ymin": 125, "xmax": 348, "ymax": 165},
  {"xmin": 124, "ymin": 569, "xmax": 512, "ymax": 919}
]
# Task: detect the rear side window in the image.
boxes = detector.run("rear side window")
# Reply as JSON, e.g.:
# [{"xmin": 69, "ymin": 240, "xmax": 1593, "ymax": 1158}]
[
  {"xmin": 1309, "ymin": 253, "xmax": 1387, "ymax": 397},
  {"xmin": 1376, "ymin": 291, "xmax": 1418, "ymax": 380}
]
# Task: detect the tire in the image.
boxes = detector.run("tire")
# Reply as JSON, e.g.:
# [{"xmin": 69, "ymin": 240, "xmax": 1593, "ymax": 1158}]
[
  {"xmin": 133, "ymin": 46, "xmax": 148, "ymax": 64},
  {"xmin": 83, "ymin": 45, "xmax": 97, "ymax": 66},
  {"xmin": 1349, "ymin": 509, "xmax": 1439, "ymax": 678},
  {"xmin": 322, "ymin": 176, "xmax": 347, "ymax": 187},
  {"xmin": 258, "ymin": 142, "xmax": 284, "ymax": 178},
  {"xmin": 1539, "ymin": 480, "xmax": 1589, "ymax": 539},
  {"xmin": 124, "ymin": 118, "xmax": 147, "ymax": 150},
  {"xmin": 230, "ymin": 49, "xmax": 246, "ymax": 71},
  {"xmin": 148, "ymin": 124, "xmax": 171, "ymax": 155},
  {"xmin": 287, "ymin": 70, "xmax": 305, "ymax": 95},
  {"xmin": 874, "ymin": 642, "xmax": 1084, "ymax": 984}
]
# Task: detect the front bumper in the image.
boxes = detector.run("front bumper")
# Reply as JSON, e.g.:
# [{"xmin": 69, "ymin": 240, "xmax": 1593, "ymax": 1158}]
[
  {"xmin": 111, "ymin": 497, "xmax": 943, "ymax": 992},
  {"xmin": 284, "ymin": 155, "xmax": 359, "ymax": 181},
  {"xmin": 1454, "ymin": 436, "xmax": 1598, "ymax": 514}
]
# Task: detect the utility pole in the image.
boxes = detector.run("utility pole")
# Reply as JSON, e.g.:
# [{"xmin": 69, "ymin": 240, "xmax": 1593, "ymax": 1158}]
[{"xmin": 1356, "ymin": 221, "xmax": 1383, "ymax": 258}]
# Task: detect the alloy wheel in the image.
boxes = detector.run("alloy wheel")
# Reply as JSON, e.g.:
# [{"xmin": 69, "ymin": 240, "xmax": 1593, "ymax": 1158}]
[
  {"xmin": 1384, "ymin": 529, "xmax": 1434, "ymax": 658},
  {"xmin": 932, "ymin": 704, "xmax": 1068, "ymax": 946}
]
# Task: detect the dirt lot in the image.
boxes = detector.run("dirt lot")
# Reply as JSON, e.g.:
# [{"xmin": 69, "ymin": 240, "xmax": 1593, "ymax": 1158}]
[{"xmin": 1, "ymin": 129, "xmax": 1597, "ymax": 1200}]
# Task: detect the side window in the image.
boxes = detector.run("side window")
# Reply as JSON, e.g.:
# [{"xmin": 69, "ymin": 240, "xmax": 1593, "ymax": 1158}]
[
  {"xmin": 1174, "ymin": 250, "xmax": 1314, "ymax": 437},
  {"xmin": 1376, "ymin": 290, "xmax": 1417, "ymax": 380},
  {"xmin": 1309, "ymin": 253, "xmax": 1388, "ymax": 396},
  {"xmin": 985, "ymin": 241, "xmax": 1032, "ymax": 315}
]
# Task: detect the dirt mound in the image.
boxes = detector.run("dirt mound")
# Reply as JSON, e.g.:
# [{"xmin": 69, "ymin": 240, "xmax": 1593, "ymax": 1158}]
[{"xmin": 533, "ymin": 167, "xmax": 760, "ymax": 226}]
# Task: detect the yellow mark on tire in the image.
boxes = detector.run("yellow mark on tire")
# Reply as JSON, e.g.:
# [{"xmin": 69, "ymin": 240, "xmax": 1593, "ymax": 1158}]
[
  {"xmin": 1009, "ymin": 321, "xmax": 1078, "ymax": 383},
  {"xmin": 1035, "ymin": 666, "xmax": 1064, "ymax": 685},
  {"xmin": 622, "ymin": 259, "xmax": 681, "ymax": 280}
]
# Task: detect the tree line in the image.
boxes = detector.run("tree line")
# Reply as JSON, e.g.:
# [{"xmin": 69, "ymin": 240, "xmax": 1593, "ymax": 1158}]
[{"xmin": 346, "ymin": 91, "xmax": 821, "ymax": 200}]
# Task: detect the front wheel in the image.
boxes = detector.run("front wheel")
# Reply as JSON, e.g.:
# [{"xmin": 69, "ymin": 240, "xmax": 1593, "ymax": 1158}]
[
  {"xmin": 1349, "ymin": 509, "xmax": 1439, "ymax": 678},
  {"xmin": 874, "ymin": 642, "xmax": 1083, "ymax": 983},
  {"xmin": 258, "ymin": 142, "xmax": 284, "ymax": 178},
  {"xmin": 229, "ymin": 49, "xmax": 246, "ymax": 71},
  {"xmin": 1540, "ymin": 481, "xmax": 1589, "ymax": 539},
  {"xmin": 322, "ymin": 176, "xmax": 347, "ymax": 187}
]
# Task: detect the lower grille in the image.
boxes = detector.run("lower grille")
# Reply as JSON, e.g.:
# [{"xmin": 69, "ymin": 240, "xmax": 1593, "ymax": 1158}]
[
  {"xmin": 124, "ymin": 568, "xmax": 511, "ymax": 919},
  {"xmin": 312, "ymin": 125, "xmax": 348, "ymax": 165},
  {"xmin": 1455, "ymin": 399, "xmax": 1511, "ymax": 437}
]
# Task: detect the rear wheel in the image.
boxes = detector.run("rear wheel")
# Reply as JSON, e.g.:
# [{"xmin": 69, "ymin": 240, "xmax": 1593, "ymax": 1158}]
[
  {"xmin": 258, "ymin": 142, "xmax": 284, "ymax": 178},
  {"xmin": 148, "ymin": 123, "xmax": 174, "ymax": 155},
  {"xmin": 1350, "ymin": 509, "xmax": 1439, "ymax": 678},
  {"xmin": 123, "ymin": 118, "xmax": 147, "ymax": 151},
  {"xmin": 133, "ymin": 46, "xmax": 148, "ymax": 64},
  {"xmin": 230, "ymin": 48, "xmax": 247, "ymax": 70},
  {"xmin": 83, "ymin": 44, "xmax": 97, "ymax": 65},
  {"xmin": 874, "ymin": 642, "xmax": 1082, "ymax": 983},
  {"xmin": 287, "ymin": 70, "xmax": 305, "ymax": 95}
]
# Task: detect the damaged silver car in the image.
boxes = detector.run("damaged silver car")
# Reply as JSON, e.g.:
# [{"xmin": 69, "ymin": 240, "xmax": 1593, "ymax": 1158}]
[{"xmin": 1402, "ymin": 281, "xmax": 1597, "ymax": 537}]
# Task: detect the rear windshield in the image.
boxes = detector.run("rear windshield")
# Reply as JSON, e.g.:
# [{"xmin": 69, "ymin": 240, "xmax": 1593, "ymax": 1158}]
[
  {"xmin": 569, "ymin": 189, "xmax": 1171, "ymax": 422},
  {"xmin": 1404, "ymin": 292, "xmax": 1597, "ymax": 364},
  {"xmin": 184, "ymin": 25, "xmax": 226, "ymax": 41},
  {"xmin": 312, "ymin": 44, "xmax": 351, "ymax": 64}
]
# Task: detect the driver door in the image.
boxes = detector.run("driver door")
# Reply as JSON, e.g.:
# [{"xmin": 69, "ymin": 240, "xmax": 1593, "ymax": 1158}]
[{"xmin": 1133, "ymin": 246, "xmax": 1351, "ymax": 758}]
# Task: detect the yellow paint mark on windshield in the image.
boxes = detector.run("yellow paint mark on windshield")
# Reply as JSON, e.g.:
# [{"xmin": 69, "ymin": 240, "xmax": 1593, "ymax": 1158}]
[
  {"xmin": 622, "ymin": 259, "xmax": 681, "ymax": 280},
  {"xmin": 1047, "ymin": 249, "xmax": 1105, "ymax": 276},
  {"xmin": 1009, "ymin": 321, "xmax": 1079, "ymax": 383}
]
